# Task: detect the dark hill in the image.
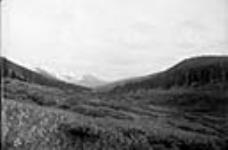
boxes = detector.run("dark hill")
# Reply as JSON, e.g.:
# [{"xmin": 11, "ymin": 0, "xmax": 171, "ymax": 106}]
[
  {"xmin": 34, "ymin": 67, "xmax": 58, "ymax": 80},
  {"xmin": 101, "ymin": 56, "xmax": 228, "ymax": 93},
  {"xmin": 0, "ymin": 57, "xmax": 90, "ymax": 92}
]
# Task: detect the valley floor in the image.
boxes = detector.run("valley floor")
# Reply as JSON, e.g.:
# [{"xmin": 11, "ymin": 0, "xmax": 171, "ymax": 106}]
[{"xmin": 2, "ymin": 98, "xmax": 227, "ymax": 150}]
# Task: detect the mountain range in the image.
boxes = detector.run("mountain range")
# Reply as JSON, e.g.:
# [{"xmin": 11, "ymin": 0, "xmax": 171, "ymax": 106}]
[
  {"xmin": 35, "ymin": 67, "xmax": 107, "ymax": 88},
  {"xmin": 1, "ymin": 55, "xmax": 228, "ymax": 92},
  {"xmin": 62, "ymin": 74, "xmax": 107, "ymax": 88}
]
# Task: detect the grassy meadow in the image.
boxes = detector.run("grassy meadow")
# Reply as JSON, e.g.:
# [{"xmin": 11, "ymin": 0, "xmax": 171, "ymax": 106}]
[{"xmin": 2, "ymin": 78, "xmax": 228, "ymax": 150}]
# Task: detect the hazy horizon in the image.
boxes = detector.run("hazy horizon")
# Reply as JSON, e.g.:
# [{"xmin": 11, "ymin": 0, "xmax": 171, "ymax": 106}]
[{"xmin": 2, "ymin": 0, "xmax": 228, "ymax": 81}]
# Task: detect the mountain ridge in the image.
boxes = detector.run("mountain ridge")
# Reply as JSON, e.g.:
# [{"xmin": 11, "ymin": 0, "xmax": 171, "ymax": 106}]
[
  {"xmin": 0, "ymin": 57, "xmax": 90, "ymax": 92},
  {"xmin": 35, "ymin": 67, "xmax": 58, "ymax": 80},
  {"xmin": 65, "ymin": 74, "xmax": 107, "ymax": 88},
  {"xmin": 97, "ymin": 55, "xmax": 228, "ymax": 93}
]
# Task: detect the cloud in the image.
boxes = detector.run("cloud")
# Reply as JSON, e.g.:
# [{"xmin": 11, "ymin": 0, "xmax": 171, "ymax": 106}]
[{"xmin": 2, "ymin": 0, "xmax": 228, "ymax": 81}]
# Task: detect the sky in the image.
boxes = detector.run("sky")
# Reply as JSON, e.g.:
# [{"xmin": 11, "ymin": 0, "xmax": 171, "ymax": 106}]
[{"xmin": 1, "ymin": 0, "xmax": 228, "ymax": 81}]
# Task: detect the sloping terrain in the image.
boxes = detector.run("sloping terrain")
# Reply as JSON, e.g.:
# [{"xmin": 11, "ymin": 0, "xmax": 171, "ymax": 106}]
[
  {"xmin": 34, "ymin": 67, "xmax": 58, "ymax": 80},
  {"xmin": 2, "ymin": 77, "xmax": 228, "ymax": 150},
  {"xmin": 1, "ymin": 56, "xmax": 228, "ymax": 150},
  {"xmin": 2, "ymin": 91, "xmax": 228, "ymax": 150},
  {"xmin": 64, "ymin": 74, "xmax": 108, "ymax": 88},
  {"xmin": 0, "ymin": 57, "xmax": 90, "ymax": 92},
  {"xmin": 98, "ymin": 56, "xmax": 228, "ymax": 93}
]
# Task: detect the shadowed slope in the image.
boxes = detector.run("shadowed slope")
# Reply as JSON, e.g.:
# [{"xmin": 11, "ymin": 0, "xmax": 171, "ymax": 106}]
[
  {"xmin": 0, "ymin": 57, "xmax": 90, "ymax": 92},
  {"xmin": 99, "ymin": 56, "xmax": 228, "ymax": 93}
]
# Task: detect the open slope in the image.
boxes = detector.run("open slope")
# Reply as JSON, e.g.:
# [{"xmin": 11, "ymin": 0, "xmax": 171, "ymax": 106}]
[
  {"xmin": 2, "ymin": 75, "xmax": 228, "ymax": 150},
  {"xmin": 64, "ymin": 74, "xmax": 108, "ymax": 88},
  {"xmin": 2, "ymin": 93, "xmax": 227, "ymax": 150},
  {"xmin": 0, "ymin": 57, "xmax": 90, "ymax": 92},
  {"xmin": 2, "ymin": 55, "xmax": 228, "ymax": 150},
  {"xmin": 34, "ymin": 67, "xmax": 58, "ymax": 80},
  {"xmin": 98, "ymin": 56, "xmax": 228, "ymax": 93}
]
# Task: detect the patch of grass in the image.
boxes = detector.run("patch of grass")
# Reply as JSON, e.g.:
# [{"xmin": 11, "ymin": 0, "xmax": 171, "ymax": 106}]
[
  {"xmin": 2, "ymin": 78, "xmax": 228, "ymax": 150},
  {"xmin": 3, "ymin": 99, "xmax": 227, "ymax": 150}
]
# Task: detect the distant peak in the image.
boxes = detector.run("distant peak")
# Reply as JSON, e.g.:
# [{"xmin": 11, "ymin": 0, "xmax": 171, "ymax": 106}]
[{"xmin": 60, "ymin": 73, "xmax": 107, "ymax": 88}]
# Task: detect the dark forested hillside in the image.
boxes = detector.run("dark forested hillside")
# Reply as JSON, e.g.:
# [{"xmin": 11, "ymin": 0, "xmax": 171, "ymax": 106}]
[
  {"xmin": 105, "ymin": 56, "xmax": 228, "ymax": 93},
  {"xmin": 34, "ymin": 67, "xmax": 58, "ymax": 80},
  {"xmin": 0, "ymin": 57, "xmax": 90, "ymax": 92}
]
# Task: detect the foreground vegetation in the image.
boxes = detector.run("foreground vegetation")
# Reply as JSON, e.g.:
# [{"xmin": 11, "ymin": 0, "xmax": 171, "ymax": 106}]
[
  {"xmin": 1, "ymin": 55, "xmax": 228, "ymax": 150},
  {"xmin": 2, "ymin": 78, "xmax": 228, "ymax": 150},
  {"xmin": 3, "ymin": 99, "xmax": 228, "ymax": 150}
]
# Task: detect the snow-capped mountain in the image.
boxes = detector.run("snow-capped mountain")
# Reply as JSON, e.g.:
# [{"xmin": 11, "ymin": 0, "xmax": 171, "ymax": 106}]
[
  {"xmin": 63, "ymin": 74, "xmax": 107, "ymax": 88},
  {"xmin": 34, "ymin": 67, "xmax": 107, "ymax": 88}
]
